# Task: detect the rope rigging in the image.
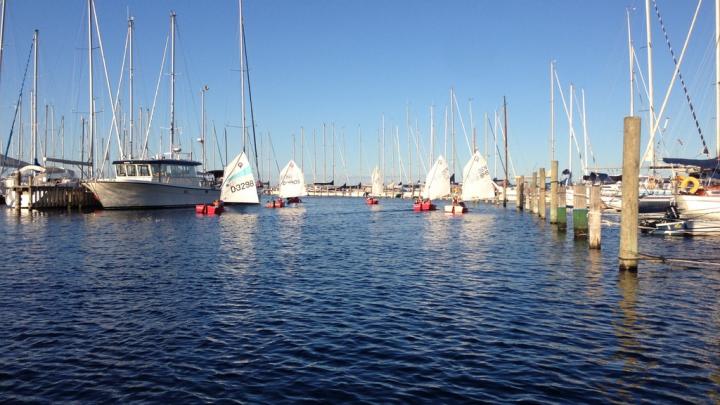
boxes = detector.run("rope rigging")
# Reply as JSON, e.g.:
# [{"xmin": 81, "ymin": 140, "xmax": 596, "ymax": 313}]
[
  {"xmin": 1, "ymin": 40, "xmax": 34, "ymax": 175},
  {"xmin": 652, "ymin": 0, "xmax": 710, "ymax": 156}
]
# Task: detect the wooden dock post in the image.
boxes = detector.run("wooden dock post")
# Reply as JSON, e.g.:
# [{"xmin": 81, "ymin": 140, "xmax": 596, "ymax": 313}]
[
  {"xmin": 516, "ymin": 176, "xmax": 524, "ymax": 210},
  {"xmin": 619, "ymin": 116, "xmax": 640, "ymax": 271},
  {"xmin": 538, "ymin": 167, "xmax": 546, "ymax": 219},
  {"xmin": 589, "ymin": 184, "xmax": 602, "ymax": 249},
  {"xmin": 557, "ymin": 186, "xmax": 567, "ymax": 230},
  {"xmin": 530, "ymin": 172, "xmax": 537, "ymax": 214},
  {"xmin": 550, "ymin": 160, "xmax": 558, "ymax": 223},
  {"xmin": 14, "ymin": 171, "xmax": 21, "ymax": 213},
  {"xmin": 573, "ymin": 184, "xmax": 588, "ymax": 239}
]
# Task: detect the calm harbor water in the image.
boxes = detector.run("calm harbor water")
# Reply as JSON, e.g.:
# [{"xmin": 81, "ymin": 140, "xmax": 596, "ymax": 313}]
[{"xmin": 1, "ymin": 197, "xmax": 719, "ymax": 402}]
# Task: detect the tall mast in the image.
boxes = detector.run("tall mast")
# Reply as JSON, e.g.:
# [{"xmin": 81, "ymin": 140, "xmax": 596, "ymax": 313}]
[
  {"xmin": 550, "ymin": 60, "xmax": 555, "ymax": 161},
  {"xmin": 398, "ymin": 121, "xmax": 410, "ymax": 184},
  {"xmin": 301, "ymin": 126, "xmax": 305, "ymax": 173},
  {"xmin": 582, "ymin": 89, "xmax": 588, "ymax": 176},
  {"xmin": 645, "ymin": 0, "xmax": 655, "ymax": 168},
  {"xmin": 716, "ymin": 0, "xmax": 719, "ymax": 157},
  {"xmin": 239, "ymin": 0, "xmax": 246, "ymax": 155},
  {"xmin": 201, "ymin": 85, "xmax": 208, "ymax": 172},
  {"xmin": 469, "ymin": 98, "xmax": 475, "ymax": 152},
  {"xmin": 569, "ymin": 83, "xmax": 573, "ymax": 182},
  {"xmin": 493, "ymin": 111, "xmax": 498, "ymax": 178},
  {"xmin": 450, "ymin": 88, "xmax": 455, "ymax": 180},
  {"xmin": 313, "ymin": 128, "xmax": 316, "ymax": 183},
  {"xmin": 323, "ymin": 123, "xmax": 326, "ymax": 182},
  {"xmin": 32, "ymin": 30, "xmax": 38, "ymax": 166},
  {"xmin": 169, "ymin": 11, "xmax": 176, "ymax": 157},
  {"xmin": 88, "ymin": 0, "xmax": 94, "ymax": 175},
  {"xmin": 503, "ymin": 96, "xmax": 508, "ymax": 208},
  {"xmin": 0, "ymin": 0, "xmax": 6, "ymax": 104},
  {"xmin": 483, "ymin": 112, "xmax": 488, "ymax": 161},
  {"xmin": 357, "ymin": 125, "xmax": 361, "ymax": 184},
  {"xmin": 128, "ymin": 16, "xmax": 134, "ymax": 159},
  {"xmin": 627, "ymin": 9, "xmax": 634, "ymax": 116},
  {"xmin": 332, "ymin": 123, "xmax": 335, "ymax": 183},
  {"xmin": 429, "ymin": 105, "xmax": 434, "ymax": 166},
  {"xmin": 381, "ymin": 114, "xmax": 385, "ymax": 183},
  {"xmin": 44, "ymin": 104, "xmax": 47, "ymax": 160}
]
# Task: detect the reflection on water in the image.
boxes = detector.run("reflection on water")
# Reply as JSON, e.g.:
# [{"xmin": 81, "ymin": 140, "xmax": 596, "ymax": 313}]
[
  {"xmin": 615, "ymin": 270, "xmax": 642, "ymax": 400},
  {"xmin": 1, "ymin": 198, "xmax": 720, "ymax": 402}
]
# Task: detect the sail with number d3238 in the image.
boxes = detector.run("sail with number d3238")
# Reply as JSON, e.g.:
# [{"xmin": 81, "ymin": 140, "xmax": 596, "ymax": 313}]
[
  {"xmin": 423, "ymin": 155, "xmax": 451, "ymax": 200},
  {"xmin": 461, "ymin": 151, "xmax": 495, "ymax": 201},
  {"xmin": 371, "ymin": 166, "xmax": 383, "ymax": 197},
  {"xmin": 220, "ymin": 151, "xmax": 259, "ymax": 204},
  {"xmin": 278, "ymin": 160, "xmax": 307, "ymax": 199}
]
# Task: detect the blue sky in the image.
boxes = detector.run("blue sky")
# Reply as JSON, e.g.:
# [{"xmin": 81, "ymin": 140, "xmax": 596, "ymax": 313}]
[{"xmin": 0, "ymin": 0, "xmax": 717, "ymax": 184}]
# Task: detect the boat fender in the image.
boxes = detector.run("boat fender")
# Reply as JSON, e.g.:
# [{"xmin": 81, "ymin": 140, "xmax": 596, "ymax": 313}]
[{"xmin": 679, "ymin": 176, "xmax": 700, "ymax": 194}]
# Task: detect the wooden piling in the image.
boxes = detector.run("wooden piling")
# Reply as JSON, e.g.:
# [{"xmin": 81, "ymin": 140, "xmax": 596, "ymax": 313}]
[
  {"xmin": 14, "ymin": 171, "xmax": 21, "ymax": 212},
  {"xmin": 557, "ymin": 186, "xmax": 567, "ymax": 231},
  {"xmin": 538, "ymin": 167, "xmax": 546, "ymax": 219},
  {"xmin": 619, "ymin": 116, "xmax": 640, "ymax": 271},
  {"xmin": 550, "ymin": 160, "xmax": 558, "ymax": 224},
  {"xmin": 573, "ymin": 184, "xmax": 588, "ymax": 239},
  {"xmin": 530, "ymin": 172, "xmax": 537, "ymax": 214},
  {"xmin": 516, "ymin": 176, "xmax": 524, "ymax": 210},
  {"xmin": 589, "ymin": 184, "xmax": 602, "ymax": 249}
]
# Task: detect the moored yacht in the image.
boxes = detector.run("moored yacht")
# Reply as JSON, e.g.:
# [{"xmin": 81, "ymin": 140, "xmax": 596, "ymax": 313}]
[{"xmin": 85, "ymin": 158, "xmax": 218, "ymax": 209}]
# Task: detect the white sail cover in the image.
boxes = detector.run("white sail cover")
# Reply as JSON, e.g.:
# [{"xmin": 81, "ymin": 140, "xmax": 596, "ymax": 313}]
[
  {"xmin": 423, "ymin": 155, "xmax": 450, "ymax": 200},
  {"xmin": 461, "ymin": 151, "xmax": 495, "ymax": 201},
  {"xmin": 278, "ymin": 160, "xmax": 307, "ymax": 199},
  {"xmin": 371, "ymin": 166, "xmax": 383, "ymax": 196},
  {"xmin": 220, "ymin": 152, "xmax": 259, "ymax": 204}
]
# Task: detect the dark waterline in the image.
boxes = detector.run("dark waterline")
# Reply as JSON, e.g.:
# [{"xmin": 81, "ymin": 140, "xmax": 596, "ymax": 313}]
[{"xmin": 1, "ymin": 197, "xmax": 719, "ymax": 402}]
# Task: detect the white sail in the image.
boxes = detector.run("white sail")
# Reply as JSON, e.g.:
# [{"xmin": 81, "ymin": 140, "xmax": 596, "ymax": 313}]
[
  {"xmin": 371, "ymin": 166, "xmax": 383, "ymax": 196},
  {"xmin": 423, "ymin": 155, "xmax": 450, "ymax": 200},
  {"xmin": 461, "ymin": 151, "xmax": 495, "ymax": 201},
  {"xmin": 220, "ymin": 151, "xmax": 259, "ymax": 204},
  {"xmin": 278, "ymin": 160, "xmax": 307, "ymax": 199}
]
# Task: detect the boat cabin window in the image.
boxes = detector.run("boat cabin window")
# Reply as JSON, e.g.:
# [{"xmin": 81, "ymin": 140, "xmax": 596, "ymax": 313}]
[
  {"xmin": 165, "ymin": 164, "xmax": 196, "ymax": 177},
  {"xmin": 126, "ymin": 164, "xmax": 137, "ymax": 176},
  {"xmin": 137, "ymin": 165, "xmax": 150, "ymax": 177},
  {"xmin": 115, "ymin": 164, "xmax": 126, "ymax": 176},
  {"xmin": 151, "ymin": 164, "xmax": 161, "ymax": 177}
]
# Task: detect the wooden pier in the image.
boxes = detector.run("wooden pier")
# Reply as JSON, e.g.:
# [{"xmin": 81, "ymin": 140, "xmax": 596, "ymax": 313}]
[{"xmin": 9, "ymin": 185, "xmax": 99, "ymax": 211}]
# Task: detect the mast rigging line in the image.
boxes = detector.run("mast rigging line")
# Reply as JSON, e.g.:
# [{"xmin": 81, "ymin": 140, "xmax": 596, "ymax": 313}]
[
  {"xmin": 242, "ymin": 22, "xmax": 261, "ymax": 183},
  {"xmin": 652, "ymin": 0, "xmax": 708, "ymax": 156},
  {"xmin": 99, "ymin": 21, "xmax": 130, "ymax": 175},
  {"xmin": 485, "ymin": 112, "xmax": 516, "ymax": 180},
  {"xmin": 141, "ymin": 35, "xmax": 169, "ymax": 159},
  {"xmin": 641, "ymin": 0, "xmax": 703, "ymax": 164},
  {"xmin": 1, "ymin": 40, "xmax": 33, "ymax": 175},
  {"xmin": 211, "ymin": 121, "xmax": 225, "ymax": 168},
  {"xmin": 92, "ymin": 2, "xmax": 125, "ymax": 173}
]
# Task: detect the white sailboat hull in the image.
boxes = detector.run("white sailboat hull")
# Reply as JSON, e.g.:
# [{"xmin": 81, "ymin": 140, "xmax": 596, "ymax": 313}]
[
  {"xmin": 85, "ymin": 180, "xmax": 219, "ymax": 209},
  {"xmin": 675, "ymin": 194, "xmax": 720, "ymax": 220}
]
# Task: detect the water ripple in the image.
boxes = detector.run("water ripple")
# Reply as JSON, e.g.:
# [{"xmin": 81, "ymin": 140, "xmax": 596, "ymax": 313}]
[{"xmin": 1, "ymin": 199, "xmax": 720, "ymax": 402}]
